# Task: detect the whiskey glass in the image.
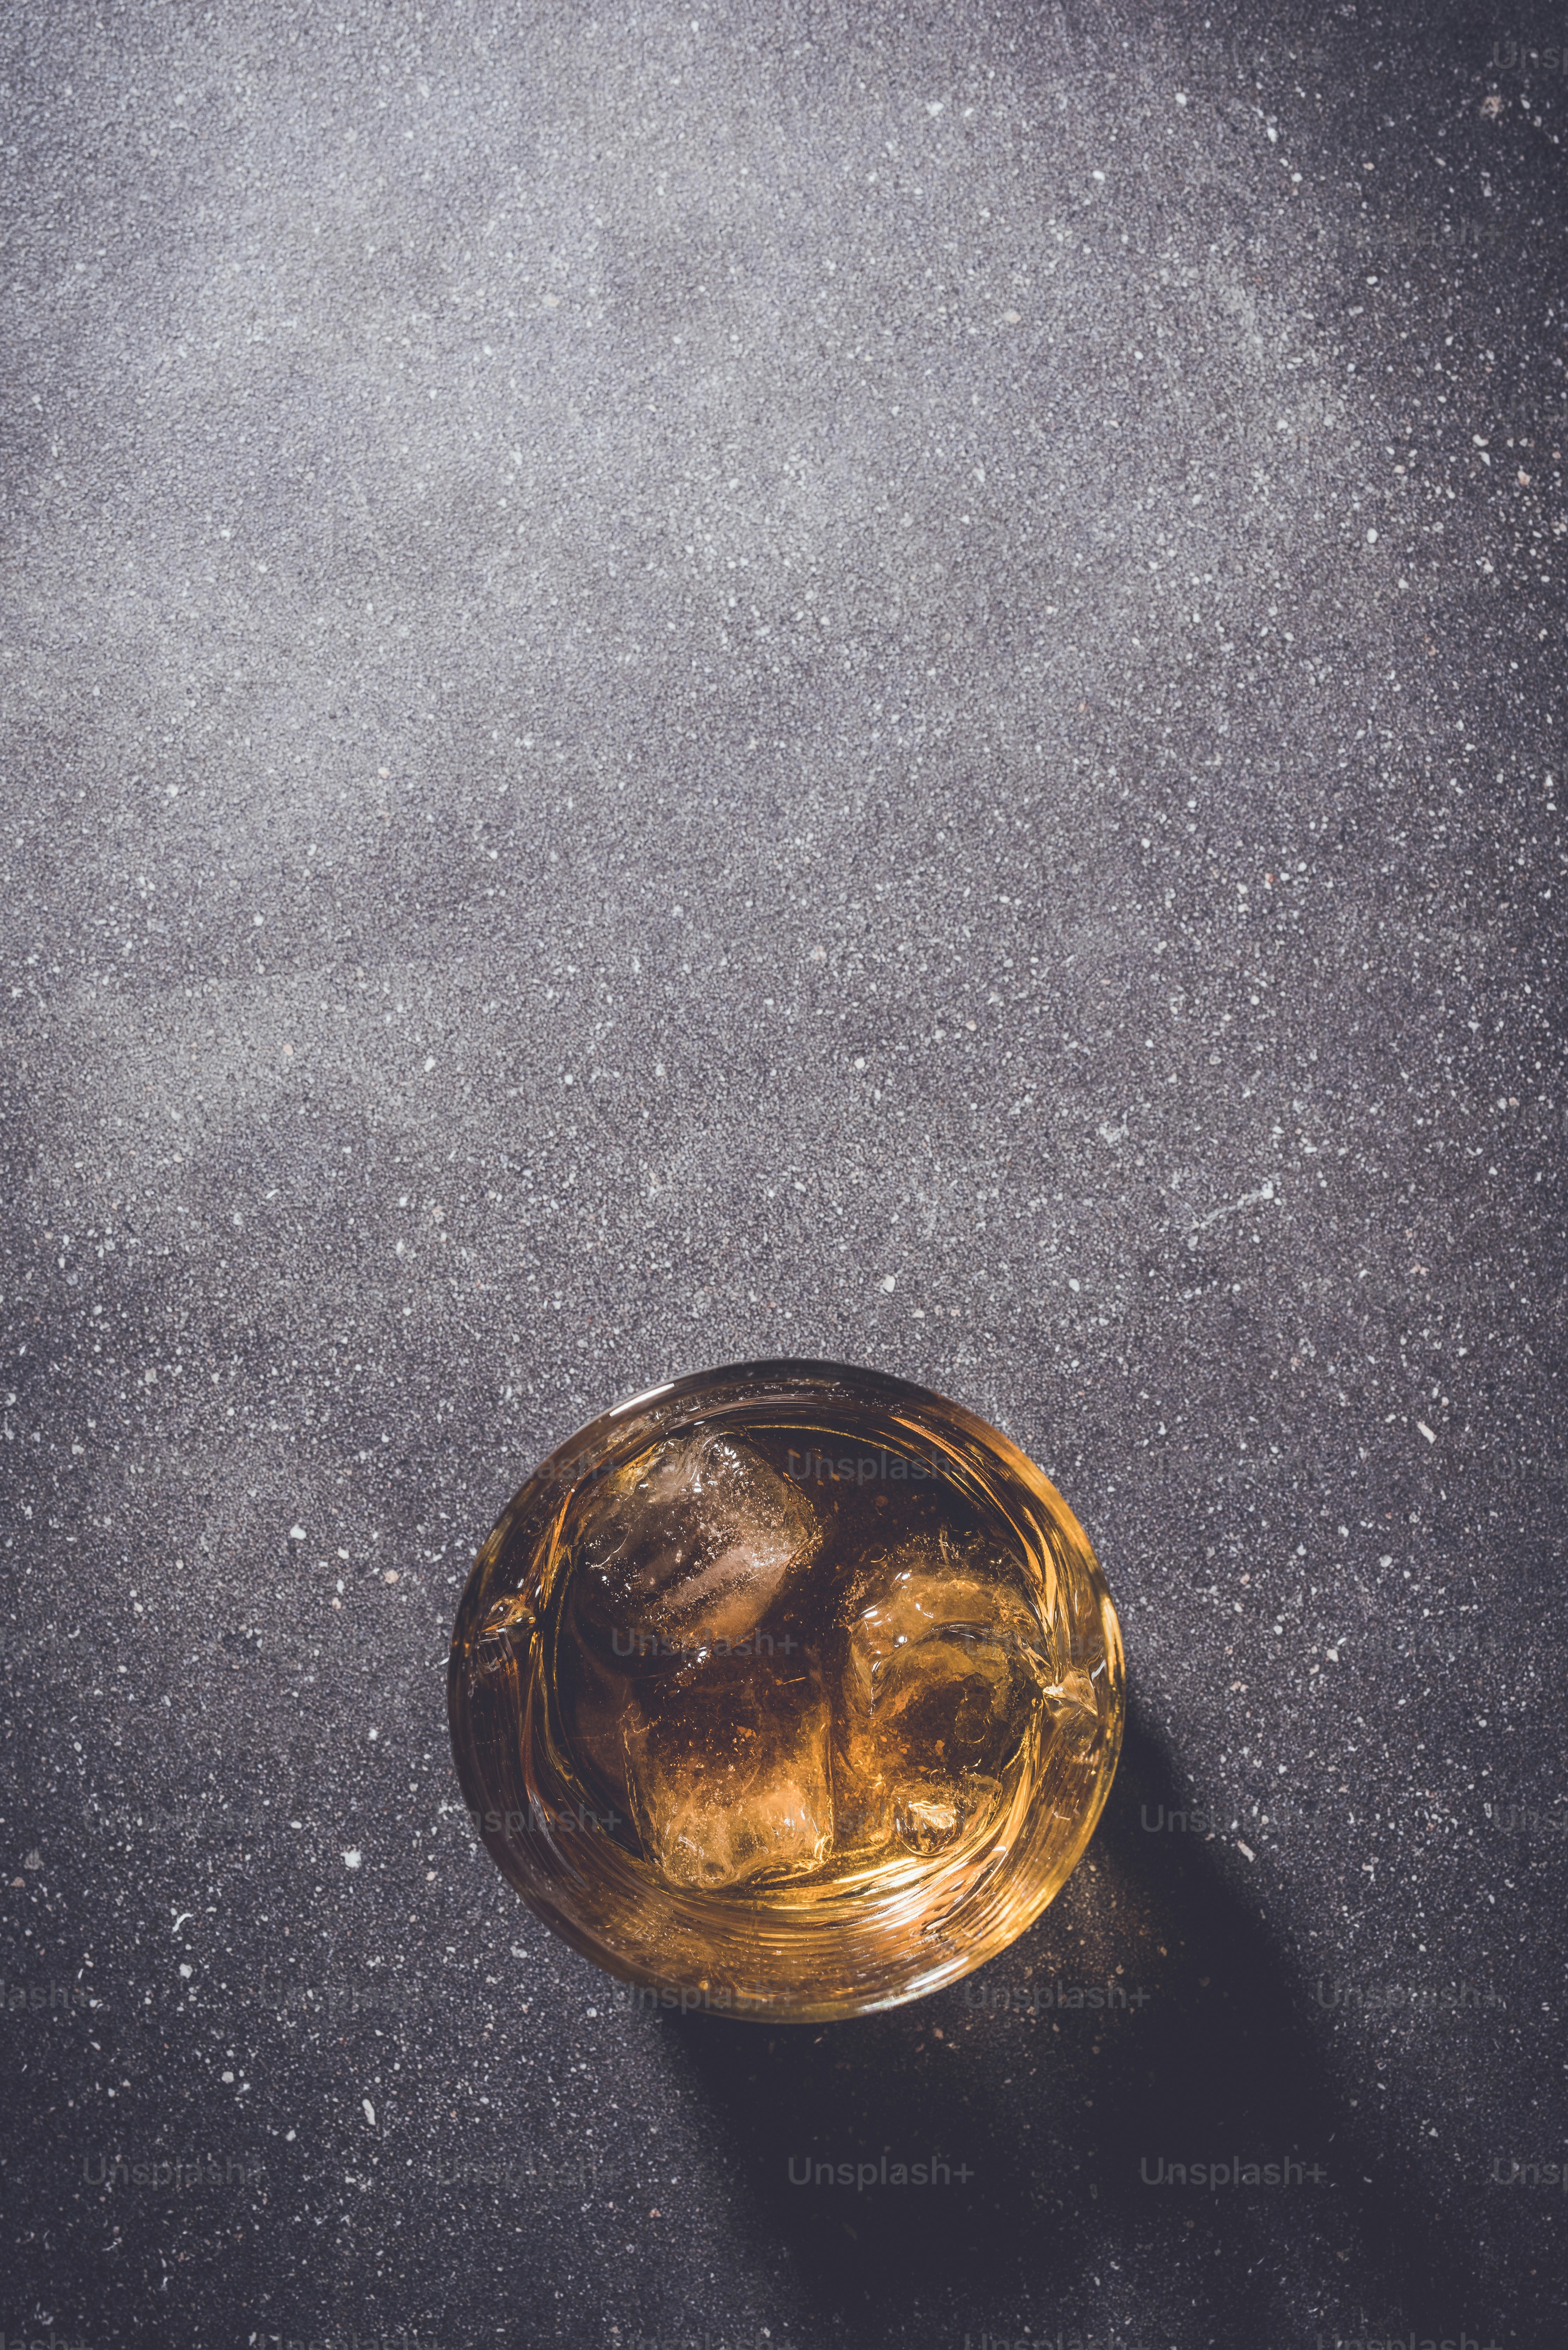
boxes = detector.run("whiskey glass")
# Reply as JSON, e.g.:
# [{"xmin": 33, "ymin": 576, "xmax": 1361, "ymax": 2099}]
[{"xmin": 448, "ymin": 1359, "xmax": 1124, "ymax": 2022}]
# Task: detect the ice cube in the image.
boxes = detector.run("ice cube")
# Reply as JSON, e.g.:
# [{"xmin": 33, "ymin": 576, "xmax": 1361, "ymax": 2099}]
[
  {"xmin": 555, "ymin": 1430, "xmax": 823, "ymax": 1838},
  {"xmin": 621, "ymin": 1650, "xmax": 833, "ymax": 1890},
  {"xmin": 841, "ymin": 1532, "xmax": 1050, "ymax": 1857},
  {"xmin": 845, "ymin": 1539, "xmax": 1049, "ymax": 1704},
  {"xmin": 570, "ymin": 1429, "xmax": 820, "ymax": 1657}
]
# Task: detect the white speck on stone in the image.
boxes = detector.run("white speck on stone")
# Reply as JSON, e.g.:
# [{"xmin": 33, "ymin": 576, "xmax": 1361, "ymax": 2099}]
[
  {"xmin": 879, "ymin": 1274, "xmax": 896, "ymax": 1292},
  {"xmin": 1366, "ymin": 529, "xmax": 1378, "ymax": 544},
  {"xmin": 1068, "ymin": 1277, "xmax": 1080, "ymax": 1292},
  {"xmin": 423, "ymin": 1055, "xmax": 436, "ymax": 1071},
  {"xmin": 179, "ymin": 1963, "xmax": 192, "ymax": 1979},
  {"xmin": 368, "ymin": 1728, "xmax": 379, "ymax": 1740},
  {"xmin": 1190, "ymin": 1181, "xmax": 1280, "ymax": 1243},
  {"xmin": 1237, "ymin": 1841, "xmax": 1256, "ymax": 1861},
  {"xmin": 1417, "ymin": 1421, "xmax": 1436, "ymax": 1445},
  {"xmin": 343, "ymin": 1848, "xmax": 362, "ymax": 1869},
  {"xmin": 363, "ymin": 2099, "xmax": 376, "ymax": 2126},
  {"xmin": 289, "ymin": 1525, "xmax": 306, "ymax": 1541}
]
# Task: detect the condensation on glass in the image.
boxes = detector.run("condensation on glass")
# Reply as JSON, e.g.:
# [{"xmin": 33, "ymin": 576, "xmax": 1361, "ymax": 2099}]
[{"xmin": 448, "ymin": 1360, "xmax": 1124, "ymax": 2023}]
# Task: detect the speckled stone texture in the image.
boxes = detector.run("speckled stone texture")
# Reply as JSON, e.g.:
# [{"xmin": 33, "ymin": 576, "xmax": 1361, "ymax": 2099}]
[{"xmin": 2, "ymin": 0, "xmax": 1564, "ymax": 2344}]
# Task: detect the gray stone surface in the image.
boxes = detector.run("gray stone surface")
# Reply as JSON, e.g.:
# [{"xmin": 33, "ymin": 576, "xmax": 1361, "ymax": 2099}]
[{"xmin": 2, "ymin": 0, "xmax": 1563, "ymax": 2343}]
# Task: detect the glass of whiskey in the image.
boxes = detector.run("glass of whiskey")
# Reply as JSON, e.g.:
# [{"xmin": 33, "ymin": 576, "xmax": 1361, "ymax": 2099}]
[{"xmin": 448, "ymin": 1360, "xmax": 1124, "ymax": 2022}]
